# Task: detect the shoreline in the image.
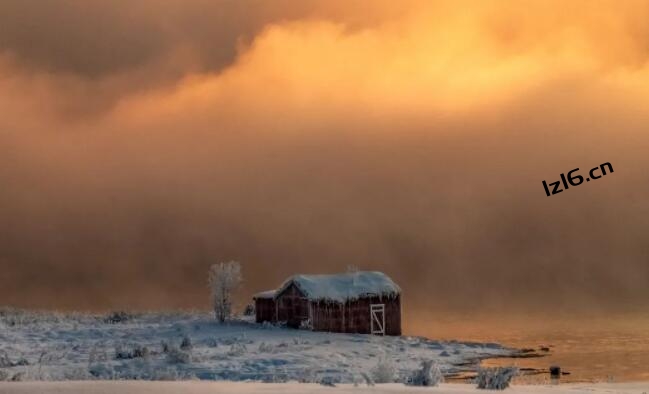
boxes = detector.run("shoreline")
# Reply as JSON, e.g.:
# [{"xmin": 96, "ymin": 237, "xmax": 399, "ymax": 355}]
[{"xmin": 0, "ymin": 381, "xmax": 647, "ymax": 394}]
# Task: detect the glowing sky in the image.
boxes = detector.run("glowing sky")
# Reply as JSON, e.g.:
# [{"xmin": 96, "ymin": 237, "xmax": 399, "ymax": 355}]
[{"xmin": 1, "ymin": 1, "xmax": 648, "ymax": 316}]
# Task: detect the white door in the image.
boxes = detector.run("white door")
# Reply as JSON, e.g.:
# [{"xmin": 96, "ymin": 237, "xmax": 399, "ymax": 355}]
[{"xmin": 370, "ymin": 304, "xmax": 385, "ymax": 335}]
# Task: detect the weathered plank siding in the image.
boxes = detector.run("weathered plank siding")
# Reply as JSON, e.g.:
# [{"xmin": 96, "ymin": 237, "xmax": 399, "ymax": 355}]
[
  {"xmin": 275, "ymin": 283, "xmax": 309, "ymax": 328},
  {"xmin": 254, "ymin": 298, "xmax": 276, "ymax": 324},
  {"xmin": 344, "ymin": 295, "xmax": 401, "ymax": 335},
  {"xmin": 310, "ymin": 301, "xmax": 344, "ymax": 332},
  {"xmin": 308, "ymin": 295, "xmax": 401, "ymax": 335}
]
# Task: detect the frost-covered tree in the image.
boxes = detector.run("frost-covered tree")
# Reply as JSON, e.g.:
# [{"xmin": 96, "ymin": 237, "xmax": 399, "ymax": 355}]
[{"xmin": 208, "ymin": 261, "xmax": 242, "ymax": 322}]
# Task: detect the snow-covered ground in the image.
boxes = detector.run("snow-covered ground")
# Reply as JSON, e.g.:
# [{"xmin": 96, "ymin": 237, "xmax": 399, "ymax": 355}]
[
  {"xmin": 0, "ymin": 381, "xmax": 647, "ymax": 394},
  {"xmin": 0, "ymin": 308, "xmax": 518, "ymax": 382}
]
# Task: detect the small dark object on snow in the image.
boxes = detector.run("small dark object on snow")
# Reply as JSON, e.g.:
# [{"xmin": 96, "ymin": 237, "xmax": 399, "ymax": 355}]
[{"xmin": 550, "ymin": 365, "xmax": 561, "ymax": 379}]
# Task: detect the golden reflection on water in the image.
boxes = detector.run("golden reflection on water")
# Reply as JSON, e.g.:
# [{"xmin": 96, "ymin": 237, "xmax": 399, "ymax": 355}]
[{"xmin": 407, "ymin": 312, "xmax": 649, "ymax": 383}]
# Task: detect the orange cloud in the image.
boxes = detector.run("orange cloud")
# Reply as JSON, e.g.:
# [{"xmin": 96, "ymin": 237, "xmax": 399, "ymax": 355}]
[{"xmin": 1, "ymin": 1, "xmax": 648, "ymax": 314}]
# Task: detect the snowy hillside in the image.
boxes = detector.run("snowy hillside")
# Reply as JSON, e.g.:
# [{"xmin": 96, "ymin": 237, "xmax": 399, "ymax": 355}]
[{"xmin": 0, "ymin": 308, "xmax": 518, "ymax": 382}]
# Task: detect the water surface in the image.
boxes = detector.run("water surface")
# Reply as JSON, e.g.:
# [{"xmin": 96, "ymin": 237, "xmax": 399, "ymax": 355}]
[{"xmin": 410, "ymin": 312, "xmax": 649, "ymax": 383}]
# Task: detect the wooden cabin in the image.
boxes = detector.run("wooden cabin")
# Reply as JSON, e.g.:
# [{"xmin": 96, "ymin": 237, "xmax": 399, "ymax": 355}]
[
  {"xmin": 252, "ymin": 271, "xmax": 401, "ymax": 336},
  {"xmin": 252, "ymin": 290, "xmax": 276, "ymax": 324}
]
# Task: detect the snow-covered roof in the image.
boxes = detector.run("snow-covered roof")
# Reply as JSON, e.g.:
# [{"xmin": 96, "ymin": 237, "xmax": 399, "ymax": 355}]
[
  {"xmin": 253, "ymin": 290, "xmax": 276, "ymax": 300},
  {"xmin": 275, "ymin": 271, "xmax": 400, "ymax": 303}
]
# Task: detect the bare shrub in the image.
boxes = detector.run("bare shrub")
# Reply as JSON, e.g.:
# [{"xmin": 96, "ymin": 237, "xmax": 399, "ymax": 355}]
[
  {"xmin": 88, "ymin": 346, "xmax": 108, "ymax": 365},
  {"xmin": 299, "ymin": 319, "xmax": 313, "ymax": 330},
  {"xmin": 88, "ymin": 363, "xmax": 115, "ymax": 379},
  {"xmin": 298, "ymin": 366, "xmax": 318, "ymax": 383},
  {"xmin": 227, "ymin": 342, "xmax": 247, "ymax": 357},
  {"xmin": 319, "ymin": 376, "xmax": 336, "ymax": 386},
  {"xmin": 63, "ymin": 367, "xmax": 91, "ymax": 380},
  {"xmin": 0, "ymin": 351, "xmax": 28, "ymax": 368},
  {"xmin": 104, "ymin": 311, "xmax": 134, "ymax": 324},
  {"xmin": 371, "ymin": 355, "xmax": 396, "ymax": 383},
  {"xmin": 360, "ymin": 372, "xmax": 375, "ymax": 386},
  {"xmin": 0, "ymin": 352, "xmax": 12, "ymax": 368},
  {"xmin": 166, "ymin": 347, "xmax": 191, "ymax": 364},
  {"xmin": 115, "ymin": 344, "xmax": 150, "ymax": 360},
  {"xmin": 258, "ymin": 342, "xmax": 274, "ymax": 353},
  {"xmin": 11, "ymin": 372, "xmax": 25, "ymax": 381},
  {"xmin": 476, "ymin": 366, "xmax": 518, "ymax": 390},
  {"xmin": 152, "ymin": 368, "xmax": 180, "ymax": 381},
  {"xmin": 407, "ymin": 360, "xmax": 444, "ymax": 387},
  {"xmin": 180, "ymin": 335, "xmax": 193, "ymax": 351},
  {"xmin": 133, "ymin": 346, "xmax": 150, "ymax": 359}
]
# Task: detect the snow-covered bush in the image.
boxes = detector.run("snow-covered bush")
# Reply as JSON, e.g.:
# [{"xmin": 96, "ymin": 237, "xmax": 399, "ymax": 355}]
[
  {"xmin": 227, "ymin": 342, "xmax": 247, "ymax": 357},
  {"xmin": 360, "ymin": 372, "xmax": 375, "ymax": 386},
  {"xmin": 371, "ymin": 355, "xmax": 396, "ymax": 383},
  {"xmin": 114, "ymin": 344, "xmax": 150, "ymax": 360},
  {"xmin": 133, "ymin": 346, "xmax": 150, "ymax": 359},
  {"xmin": 88, "ymin": 346, "xmax": 108, "ymax": 364},
  {"xmin": 319, "ymin": 376, "xmax": 337, "ymax": 386},
  {"xmin": 0, "ymin": 307, "xmax": 55, "ymax": 326},
  {"xmin": 0, "ymin": 369, "xmax": 9, "ymax": 381},
  {"xmin": 104, "ymin": 311, "xmax": 134, "ymax": 324},
  {"xmin": 293, "ymin": 337, "xmax": 308, "ymax": 345},
  {"xmin": 165, "ymin": 347, "xmax": 191, "ymax": 364},
  {"xmin": 406, "ymin": 360, "xmax": 444, "ymax": 386},
  {"xmin": 88, "ymin": 363, "xmax": 115, "ymax": 379},
  {"xmin": 298, "ymin": 367, "xmax": 318, "ymax": 383},
  {"xmin": 11, "ymin": 372, "xmax": 26, "ymax": 381},
  {"xmin": 476, "ymin": 366, "xmax": 518, "ymax": 390},
  {"xmin": 208, "ymin": 261, "xmax": 243, "ymax": 322},
  {"xmin": 260, "ymin": 321, "xmax": 276, "ymax": 330},
  {"xmin": 299, "ymin": 319, "xmax": 313, "ymax": 330},
  {"xmin": 161, "ymin": 340, "xmax": 170, "ymax": 353},
  {"xmin": 180, "ymin": 335, "xmax": 193, "ymax": 351},
  {"xmin": 0, "ymin": 351, "xmax": 13, "ymax": 368},
  {"xmin": 152, "ymin": 368, "xmax": 181, "ymax": 381},
  {"xmin": 258, "ymin": 342, "xmax": 274, "ymax": 353},
  {"xmin": 63, "ymin": 367, "xmax": 92, "ymax": 380},
  {"xmin": 0, "ymin": 351, "xmax": 28, "ymax": 367}
]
